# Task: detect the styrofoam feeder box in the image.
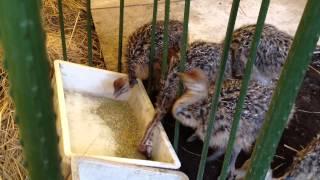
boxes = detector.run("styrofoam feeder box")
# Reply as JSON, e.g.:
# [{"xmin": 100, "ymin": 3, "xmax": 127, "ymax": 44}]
[
  {"xmin": 71, "ymin": 156, "xmax": 188, "ymax": 180},
  {"xmin": 52, "ymin": 60, "xmax": 181, "ymax": 178}
]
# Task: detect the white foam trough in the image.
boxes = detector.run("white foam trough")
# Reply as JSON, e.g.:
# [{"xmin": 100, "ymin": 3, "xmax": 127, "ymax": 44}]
[
  {"xmin": 71, "ymin": 156, "xmax": 188, "ymax": 180},
  {"xmin": 52, "ymin": 60, "xmax": 181, "ymax": 178}
]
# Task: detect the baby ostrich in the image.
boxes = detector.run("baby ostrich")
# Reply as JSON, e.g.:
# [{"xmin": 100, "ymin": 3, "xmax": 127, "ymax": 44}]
[
  {"xmin": 113, "ymin": 20, "xmax": 183, "ymax": 99},
  {"xmin": 172, "ymin": 68, "xmax": 295, "ymax": 177},
  {"xmin": 281, "ymin": 135, "xmax": 320, "ymax": 180},
  {"xmin": 138, "ymin": 41, "xmax": 233, "ymax": 157},
  {"xmin": 138, "ymin": 23, "xmax": 319, "ymax": 158},
  {"xmin": 230, "ymin": 24, "xmax": 320, "ymax": 85}
]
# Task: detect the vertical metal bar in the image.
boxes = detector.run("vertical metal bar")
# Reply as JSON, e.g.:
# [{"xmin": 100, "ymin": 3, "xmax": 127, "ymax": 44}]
[
  {"xmin": 147, "ymin": 0, "xmax": 159, "ymax": 94},
  {"xmin": 196, "ymin": 1, "xmax": 241, "ymax": 179},
  {"xmin": 161, "ymin": 0, "xmax": 171, "ymax": 79},
  {"xmin": 0, "ymin": 0, "xmax": 62, "ymax": 179},
  {"xmin": 245, "ymin": 0, "xmax": 320, "ymax": 179},
  {"xmin": 173, "ymin": 117, "xmax": 181, "ymax": 151},
  {"xmin": 57, "ymin": 0, "xmax": 68, "ymax": 61},
  {"xmin": 173, "ymin": 0, "xmax": 191, "ymax": 152},
  {"xmin": 218, "ymin": 0, "xmax": 270, "ymax": 179},
  {"xmin": 87, "ymin": 0, "xmax": 93, "ymax": 66},
  {"xmin": 118, "ymin": 0, "xmax": 125, "ymax": 72}
]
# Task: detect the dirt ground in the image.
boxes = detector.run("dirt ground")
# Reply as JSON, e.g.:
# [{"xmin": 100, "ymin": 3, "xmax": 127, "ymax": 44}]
[
  {"xmin": 272, "ymin": 63, "xmax": 320, "ymax": 177},
  {"xmin": 162, "ymin": 63, "xmax": 320, "ymax": 179}
]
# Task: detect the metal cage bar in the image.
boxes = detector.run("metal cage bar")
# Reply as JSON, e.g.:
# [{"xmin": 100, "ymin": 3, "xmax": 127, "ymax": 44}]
[
  {"xmin": 57, "ymin": 0, "xmax": 68, "ymax": 61},
  {"xmin": 87, "ymin": 0, "xmax": 93, "ymax": 66},
  {"xmin": 173, "ymin": 108, "xmax": 181, "ymax": 151},
  {"xmin": 118, "ymin": 0, "xmax": 125, "ymax": 72},
  {"xmin": 173, "ymin": 0, "xmax": 192, "ymax": 152},
  {"xmin": 0, "ymin": 0, "xmax": 62, "ymax": 179},
  {"xmin": 245, "ymin": 0, "xmax": 320, "ymax": 179},
  {"xmin": 161, "ymin": 0, "xmax": 171, "ymax": 79},
  {"xmin": 147, "ymin": 0, "xmax": 159, "ymax": 94},
  {"xmin": 196, "ymin": 0, "xmax": 241, "ymax": 179},
  {"xmin": 218, "ymin": 0, "xmax": 270, "ymax": 179}
]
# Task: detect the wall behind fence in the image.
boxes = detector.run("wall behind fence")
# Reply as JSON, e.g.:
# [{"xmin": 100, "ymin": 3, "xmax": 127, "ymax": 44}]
[
  {"xmin": 91, "ymin": 0, "xmax": 185, "ymax": 71},
  {"xmin": 90, "ymin": 0, "xmax": 317, "ymax": 71}
]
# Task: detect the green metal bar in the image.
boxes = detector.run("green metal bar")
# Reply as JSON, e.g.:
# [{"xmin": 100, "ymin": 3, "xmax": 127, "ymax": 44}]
[
  {"xmin": 245, "ymin": 0, "xmax": 320, "ymax": 179},
  {"xmin": 87, "ymin": 0, "xmax": 93, "ymax": 66},
  {"xmin": 147, "ymin": 0, "xmax": 159, "ymax": 94},
  {"xmin": 118, "ymin": 0, "xmax": 125, "ymax": 72},
  {"xmin": 196, "ymin": 1, "xmax": 241, "ymax": 179},
  {"xmin": 57, "ymin": 0, "xmax": 68, "ymax": 61},
  {"xmin": 0, "ymin": 26, "xmax": 2, "ymax": 41},
  {"xmin": 218, "ymin": 1, "xmax": 270, "ymax": 180},
  {"xmin": 173, "ymin": 0, "xmax": 191, "ymax": 152},
  {"xmin": 161, "ymin": 0, "xmax": 171, "ymax": 79},
  {"xmin": 173, "ymin": 120, "xmax": 181, "ymax": 151},
  {"xmin": 0, "ymin": 0, "xmax": 62, "ymax": 179}
]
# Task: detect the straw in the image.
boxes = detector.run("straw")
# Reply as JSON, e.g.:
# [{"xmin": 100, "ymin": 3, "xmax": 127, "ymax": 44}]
[{"xmin": 0, "ymin": 0, "xmax": 106, "ymax": 179}]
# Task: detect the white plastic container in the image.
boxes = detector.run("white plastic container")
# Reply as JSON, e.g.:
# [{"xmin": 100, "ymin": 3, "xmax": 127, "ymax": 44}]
[
  {"xmin": 52, "ymin": 60, "xmax": 180, "ymax": 178},
  {"xmin": 71, "ymin": 156, "xmax": 188, "ymax": 180}
]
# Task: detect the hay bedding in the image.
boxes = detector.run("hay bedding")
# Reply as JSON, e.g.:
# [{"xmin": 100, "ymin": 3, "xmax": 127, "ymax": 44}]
[
  {"xmin": 0, "ymin": 0, "xmax": 106, "ymax": 179},
  {"xmin": 42, "ymin": 0, "xmax": 106, "ymax": 69},
  {"xmin": 0, "ymin": 67, "xmax": 25, "ymax": 180}
]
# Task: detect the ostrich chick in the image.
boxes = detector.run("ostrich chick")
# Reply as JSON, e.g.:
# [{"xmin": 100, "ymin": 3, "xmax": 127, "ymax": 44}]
[
  {"xmin": 230, "ymin": 24, "xmax": 320, "ymax": 85},
  {"xmin": 172, "ymin": 68, "xmax": 295, "ymax": 177},
  {"xmin": 138, "ymin": 42, "xmax": 232, "ymax": 157},
  {"xmin": 282, "ymin": 135, "xmax": 320, "ymax": 180},
  {"xmin": 113, "ymin": 20, "xmax": 183, "ymax": 98}
]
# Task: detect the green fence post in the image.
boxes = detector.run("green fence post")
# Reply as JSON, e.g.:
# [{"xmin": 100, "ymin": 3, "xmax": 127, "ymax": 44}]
[
  {"xmin": 118, "ymin": 0, "xmax": 125, "ymax": 72},
  {"xmin": 87, "ymin": 0, "xmax": 93, "ymax": 66},
  {"xmin": 173, "ymin": 0, "xmax": 191, "ymax": 152},
  {"xmin": 218, "ymin": 0, "xmax": 270, "ymax": 179},
  {"xmin": 196, "ymin": 0, "xmax": 241, "ymax": 179},
  {"xmin": 245, "ymin": 0, "xmax": 320, "ymax": 179},
  {"xmin": 0, "ymin": 0, "xmax": 62, "ymax": 179},
  {"xmin": 161, "ymin": 0, "xmax": 171, "ymax": 79},
  {"xmin": 57, "ymin": 0, "xmax": 68, "ymax": 61},
  {"xmin": 147, "ymin": 0, "xmax": 159, "ymax": 94}
]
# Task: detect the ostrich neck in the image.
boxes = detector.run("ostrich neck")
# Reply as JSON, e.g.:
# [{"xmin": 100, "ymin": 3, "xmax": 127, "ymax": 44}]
[
  {"xmin": 172, "ymin": 89, "xmax": 207, "ymax": 129},
  {"xmin": 174, "ymin": 90, "xmax": 205, "ymax": 109},
  {"xmin": 172, "ymin": 90, "xmax": 208, "ymax": 123}
]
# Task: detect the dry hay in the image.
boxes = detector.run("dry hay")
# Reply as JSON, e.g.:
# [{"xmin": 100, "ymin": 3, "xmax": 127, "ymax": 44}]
[
  {"xmin": 42, "ymin": 0, "xmax": 106, "ymax": 69},
  {"xmin": 0, "ymin": 66, "xmax": 25, "ymax": 180},
  {"xmin": 0, "ymin": 0, "xmax": 106, "ymax": 179}
]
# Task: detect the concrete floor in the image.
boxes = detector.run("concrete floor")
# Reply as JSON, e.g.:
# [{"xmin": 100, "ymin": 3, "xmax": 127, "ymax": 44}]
[
  {"xmin": 92, "ymin": 0, "xmax": 318, "ymax": 71},
  {"xmin": 188, "ymin": 0, "xmax": 308, "ymax": 43}
]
